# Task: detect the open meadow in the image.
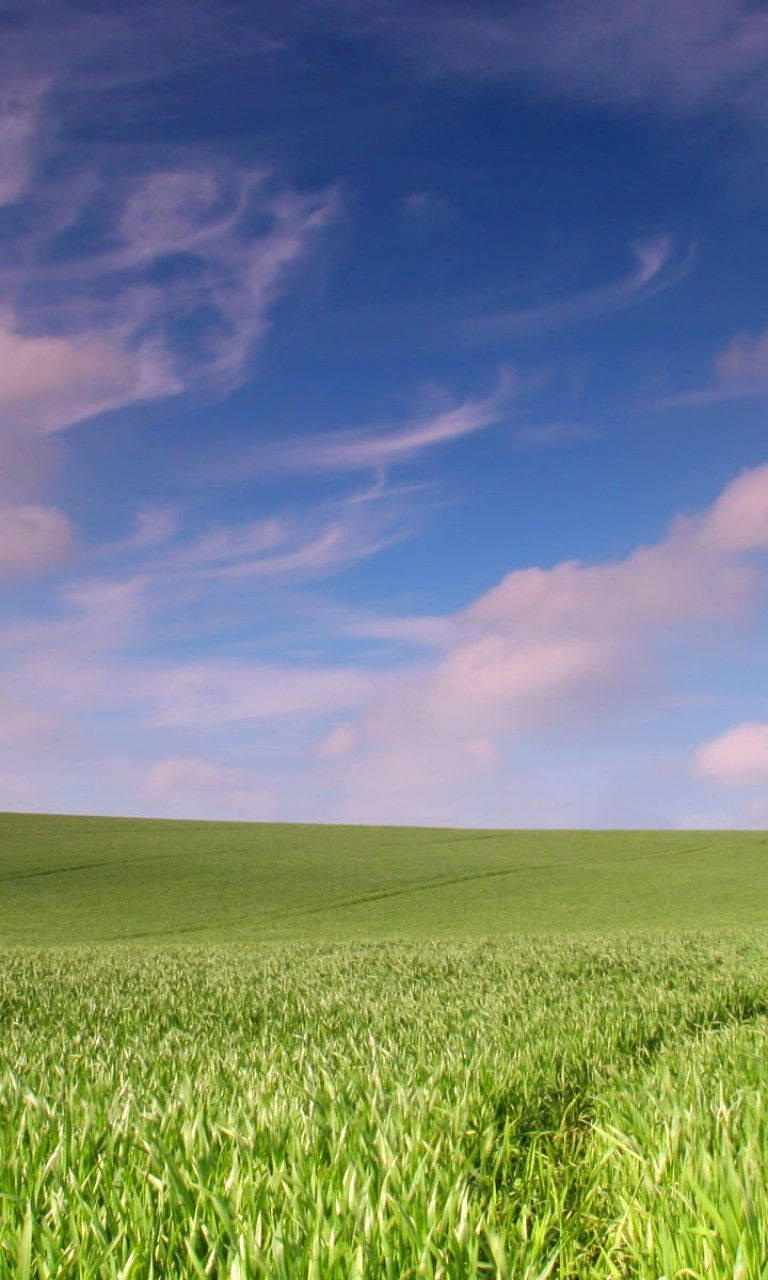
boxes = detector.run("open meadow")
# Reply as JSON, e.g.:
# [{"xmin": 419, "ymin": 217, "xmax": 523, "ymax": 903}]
[{"xmin": 2, "ymin": 813, "xmax": 768, "ymax": 1277}]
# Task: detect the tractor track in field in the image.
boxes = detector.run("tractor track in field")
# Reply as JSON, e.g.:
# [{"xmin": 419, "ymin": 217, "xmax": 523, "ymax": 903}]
[
  {"xmin": 111, "ymin": 859, "xmax": 595, "ymax": 940},
  {"xmin": 0, "ymin": 853, "xmax": 175, "ymax": 884}
]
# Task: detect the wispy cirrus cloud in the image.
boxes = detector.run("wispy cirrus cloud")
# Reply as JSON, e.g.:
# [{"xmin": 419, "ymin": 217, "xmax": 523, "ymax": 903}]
[
  {"xmin": 470, "ymin": 236, "xmax": 693, "ymax": 336},
  {"xmin": 0, "ymin": 78, "xmax": 47, "ymax": 207},
  {"xmin": 147, "ymin": 662, "xmax": 373, "ymax": 727},
  {"xmin": 4, "ymin": 460, "xmax": 768, "ymax": 822},
  {"xmin": 148, "ymin": 513, "xmax": 404, "ymax": 586},
  {"xmin": 0, "ymin": 4, "xmax": 340, "ymax": 459},
  {"xmin": 0, "ymin": 165, "xmax": 339, "ymax": 438},
  {"xmin": 347, "ymin": 0, "xmax": 768, "ymax": 122},
  {"xmin": 231, "ymin": 380, "xmax": 515, "ymax": 480},
  {"xmin": 0, "ymin": 503, "xmax": 75, "ymax": 575}
]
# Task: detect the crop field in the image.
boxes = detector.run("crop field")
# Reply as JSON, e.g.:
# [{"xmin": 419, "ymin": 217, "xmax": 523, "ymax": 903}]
[
  {"xmin": 2, "ymin": 815, "xmax": 768, "ymax": 1277},
  {"xmin": 2, "ymin": 813, "xmax": 768, "ymax": 943}
]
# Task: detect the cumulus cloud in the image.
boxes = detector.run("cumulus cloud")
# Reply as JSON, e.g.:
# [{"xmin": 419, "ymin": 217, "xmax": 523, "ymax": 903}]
[
  {"xmin": 6, "ymin": 457, "xmax": 768, "ymax": 823},
  {"xmin": 695, "ymin": 723, "xmax": 768, "ymax": 786},
  {"xmin": 0, "ymin": 503, "xmax": 74, "ymax": 574},
  {"xmin": 321, "ymin": 460, "xmax": 768, "ymax": 815},
  {"xmin": 697, "ymin": 462, "xmax": 768, "ymax": 553}
]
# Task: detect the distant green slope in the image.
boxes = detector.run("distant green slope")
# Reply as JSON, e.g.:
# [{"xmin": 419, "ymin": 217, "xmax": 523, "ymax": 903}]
[{"xmin": 0, "ymin": 812, "xmax": 766, "ymax": 944}]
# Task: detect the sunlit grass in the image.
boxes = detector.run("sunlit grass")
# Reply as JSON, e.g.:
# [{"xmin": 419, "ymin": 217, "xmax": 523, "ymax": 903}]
[{"xmin": 2, "ymin": 935, "xmax": 768, "ymax": 1277}]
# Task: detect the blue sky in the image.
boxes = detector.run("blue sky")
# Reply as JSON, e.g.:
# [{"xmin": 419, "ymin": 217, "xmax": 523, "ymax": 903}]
[{"xmin": 3, "ymin": 0, "xmax": 768, "ymax": 826}]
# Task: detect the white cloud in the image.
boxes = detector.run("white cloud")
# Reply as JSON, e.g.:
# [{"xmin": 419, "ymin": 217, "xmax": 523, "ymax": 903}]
[
  {"xmin": 368, "ymin": 0, "xmax": 768, "ymax": 121},
  {"xmin": 316, "ymin": 721, "xmax": 357, "ymax": 758},
  {"xmin": 0, "ymin": 110, "xmax": 338, "ymax": 446},
  {"xmin": 0, "ymin": 319, "xmax": 173, "ymax": 435},
  {"xmin": 0, "ymin": 694, "xmax": 61, "ymax": 745},
  {"xmin": 143, "ymin": 756, "xmax": 242, "ymax": 793},
  {"xmin": 320, "ymin": 460, "xmax": 768, "ymax": 815},
  {"xmin": 0, "ymin": 80, "xmax": 46, "ymax": 207},
  {"xmin": 5, "ymin": 459, "xmax": 768, "ymax": 823},
  {"xmin": 0, "ymin": 165, "xmax": 338, "ymax": 440},
  {"xmin": 0, "ymin": 503, "xmax": 74, "ymax": 574},
  {"xmin": 471, "ymin": 237, "xmax": 693, "ymax": 334},
  {"xmin": 248, "ymin": 384, "xmax": 512, "ymax": 476},
  {"xmin": 140, "ymin": 756, "xmax": 278, "ymax": 821},
  {"xmin": 658, "ymin": 328, "xmax": 768, "ymax": 407},
  {"xmin": 695, "ymin": 723, "xmax": 768, "ymax": 786},
  {"xmin": 697, "ymin": 462, "xmax": 768, "ymax": 553},
  {"xmin": 100, "ymin": 507, "xmax": 180, "ymax": 556},
  {"xmin": 716, "ymin": 327, "xmax": 768, "ymax": 391},
  {"xmin": 0, "ymin": 769, "xmax": 41, "ymax": 810},
  {"xmin": 148, "ymin": 661, "xmax": 374, "ymax": 726},
  {"xmin": 400, "ymin": 190, "xmax": 456, "ymax": 224},
  {"xmin": 130, "ymin": 498, "xmax": 408, "ymax": 591}
]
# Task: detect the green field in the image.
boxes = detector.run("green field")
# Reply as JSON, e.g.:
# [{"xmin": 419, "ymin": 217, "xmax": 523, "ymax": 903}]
[
  {"xmin": 2, "ymin": 813, "xmax": 768, "ymax": 1278},
  {"xmin": 2, "ymin": 812, "xmax": 768, "ymax": 942}
]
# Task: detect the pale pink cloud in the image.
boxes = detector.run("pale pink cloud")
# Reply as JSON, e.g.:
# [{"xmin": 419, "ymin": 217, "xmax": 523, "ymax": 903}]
[
  {"xmin": 5, "ymin": 459, "xmax": 768, "ymax": 822},
  {"xmin": 321, "ymin": 459, "xmax": 768, "ymax": 814},
  {"xmin": 0, "ymin": 80, "xmax": 46, "ymax": 207},
  {"xmin": 0, "ymin": 769, "xmax": 41, "ymax": 810},
  {"xmin": 694, "ymin": 723, "xmax": 768, "ymax": 786},
  {"xmin": 472, "ymin": 237, "xmax": 693, "ymax": 335},
  {"xmin": 347, "ymin": 613, "xmax": 455, "ymax": 648},
  {"xmin": 0, "ymin": 694, "xmax": 61, "ymax": 746},
  {"xmin": 140, "ymin": 756, "xmax": 278, "ymax": 821},
  {"xmin": 148, "ymin": 661, "xmax": 374, "ymax": 727},
  {"xmin": 0, "ymin": 503, "xmax": 74, "ymax": 574},
  {"xmin": 660, "ymin": 327, "xmax": 768, "ymax": 407},
  {"xmin": 373, "ymin": 0, "xmax": 768, "ymax": 120},
  {"xmin": 0, "ymin": 320, "xmax": 174, "ymax": 435},
  {"xmin": 250, "ymin": 384, "xmax": 513, "ymax": 476},
  {"xmin": 0, "ymin": 159, "xmax": 338, "ymax": 440},
  {"xmin": 143, "ymin": 756, "xmax": 242, "ymax": 792},
  {"xmin": 137, "ymin": 501, "xmax": 406, "ymax": 588},
  {"xmin": 99, "ymin": 507, "xmax": 180, "ymax": 557},
  {"xmin": 422, "ymin": 635, "xmax": 616, "ymax": 731},
  {"xmin": 716, "ymin": 328, "xmax": 768, "ymax": 390},
  {"xmin": 88, "ymin": 167, "xmax": 339, "ymax": 389},
  {"xmin": 316, "ymin": 721, "xmax": 357, "ymax": 758},
  {"xmin": 400, "ymin": 190, "xmax": 457, "ymax": 224},
  {"xmin": 697, "ymin": 463, "xmax": 768, "ymax": 553}
]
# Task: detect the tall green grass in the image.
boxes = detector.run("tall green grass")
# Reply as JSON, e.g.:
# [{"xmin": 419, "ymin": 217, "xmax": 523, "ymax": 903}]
[{"xmin": 2, "ymin": 935, "xmax": 768, "ymax": 1277}]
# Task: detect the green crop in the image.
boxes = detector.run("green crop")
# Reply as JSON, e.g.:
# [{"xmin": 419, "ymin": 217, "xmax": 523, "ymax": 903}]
[
  {"xmin": 2, "ymin": 813, "xmax": 768, "ymax": 1276},
  {"xmin": 2, "ymin": 936, "xmax": 768, "ymax": 1277},
  {"xmin": 2, "ymin": 812, "xmax": 768, "ymax": 942}
]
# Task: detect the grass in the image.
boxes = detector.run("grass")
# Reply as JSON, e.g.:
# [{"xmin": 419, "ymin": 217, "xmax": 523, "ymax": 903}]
[
  {"xmin": 2, "ymin": 813, "xmax": 768, "ymax": 1276},
  {"xmin": 2, "ymin": 812, "xmax": 768, "ymax": 942}
]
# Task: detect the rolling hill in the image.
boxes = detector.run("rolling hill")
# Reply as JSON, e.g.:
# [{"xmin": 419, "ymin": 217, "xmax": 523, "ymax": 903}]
[{"xmin": 1, "ymin": 811, "xmax": 766, "ymax": 943}]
